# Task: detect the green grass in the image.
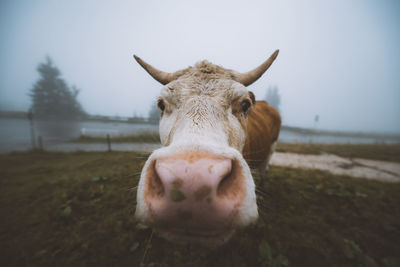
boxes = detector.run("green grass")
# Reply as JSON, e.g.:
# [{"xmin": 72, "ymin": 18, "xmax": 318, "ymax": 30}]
[
  {"xmin": 0, "ymin": 151, "xmax": 399, "ymax": 267},
  {"xmin": 276, "ymin": 143, "xmax": 400, "ymax": 163}
]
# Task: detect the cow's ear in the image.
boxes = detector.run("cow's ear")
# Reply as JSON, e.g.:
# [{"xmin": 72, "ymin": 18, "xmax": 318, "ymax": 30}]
[{"xmin": 248, "ymin": 91, "xmax": 256, "ymax": 104}]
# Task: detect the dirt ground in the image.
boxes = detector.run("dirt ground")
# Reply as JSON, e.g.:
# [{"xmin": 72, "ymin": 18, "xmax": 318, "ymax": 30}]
[{"xmin": 0, "ymin": 151, "xmax": 399, "ymax": 267}]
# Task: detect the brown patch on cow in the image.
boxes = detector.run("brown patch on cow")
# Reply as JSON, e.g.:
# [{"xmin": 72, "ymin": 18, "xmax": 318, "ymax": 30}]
[
  {"xmin": 217, "ymin": 160, "xmax": 245, "ymax": 201},
  {"xmin": 208, "ymin": 164, "xmax": 214, "ymax": 174},
  {"xmin": 194, "ymin": 185, "xmax": 212, "ymax": 201},
  {"xmin": 243, "ymin": 101, "xmax": 281, "ymax": 169},
  {"xmin": 177, "ymin": 209, "xmax": 193, "ymax": 221},
  {"xmin": 144, "ymin": 161, "xmax": 165, "ymax": 199},
  {"xmin": 172, "ymin": 178, "xmax": 183, "ymax": 188},
  {"xmin": 228, "ymin": 92, "xmax": 259, "ymax": 148}
]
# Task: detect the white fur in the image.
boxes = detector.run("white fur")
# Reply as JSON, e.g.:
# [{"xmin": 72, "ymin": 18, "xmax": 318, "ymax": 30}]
[{"xmin": 135, "ymin": 66, "xmax": 259, "ymax": 244}]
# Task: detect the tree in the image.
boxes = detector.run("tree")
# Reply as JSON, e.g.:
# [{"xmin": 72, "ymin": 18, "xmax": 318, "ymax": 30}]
[
  {"xmin": 264, "ymin": 86, "xmax": 281, "ymax": 114},
  {"xmin": 148, "ymin": 100, "xmax": 161, "ymax": 123},
  {"xmin": 30, "ymin": 56, "xmax": 85, "ymax": 120}
]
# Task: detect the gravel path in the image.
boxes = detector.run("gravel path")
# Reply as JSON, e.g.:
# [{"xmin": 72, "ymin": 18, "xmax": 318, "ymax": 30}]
[{"xmin": 271, "ymin": 152, "xmax": 400, "ymax": 182}]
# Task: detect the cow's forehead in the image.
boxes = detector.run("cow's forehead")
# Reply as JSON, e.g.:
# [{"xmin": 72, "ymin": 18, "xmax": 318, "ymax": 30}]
[
  {"xmin": 160, "ymin": 60, "xmax": 248, "ymax": 103},
  {"xmin": 171, "ymin": 60, "xmax": 240, "ymax": 81}
]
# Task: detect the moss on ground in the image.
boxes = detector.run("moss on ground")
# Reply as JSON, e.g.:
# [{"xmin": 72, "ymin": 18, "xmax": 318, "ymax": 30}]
[{"xmin": 0, "ymin": 151, "xmax": 399, "ymax": 267}]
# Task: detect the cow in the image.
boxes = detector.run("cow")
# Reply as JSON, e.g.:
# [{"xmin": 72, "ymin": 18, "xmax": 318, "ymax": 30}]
[{"xmin": 133, "ymin": 50, "xmax": 281, "ymax": 246}]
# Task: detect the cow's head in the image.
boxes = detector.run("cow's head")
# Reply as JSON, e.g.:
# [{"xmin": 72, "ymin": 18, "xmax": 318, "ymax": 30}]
[{"xmin": 134, "ymin": 50, "xmax": 279, "ymax": 246}]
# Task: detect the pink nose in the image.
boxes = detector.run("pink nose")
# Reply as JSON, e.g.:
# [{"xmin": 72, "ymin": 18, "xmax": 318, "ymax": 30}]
[{"xmin": 144, "ymin": 151, "xmax": 245, "ymax": 233}]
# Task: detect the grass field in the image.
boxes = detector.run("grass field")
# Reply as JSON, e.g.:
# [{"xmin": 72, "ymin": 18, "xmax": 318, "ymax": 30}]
[{"xmin": 0, "ymin": 151, "xmax": 399, "ymax": 267}]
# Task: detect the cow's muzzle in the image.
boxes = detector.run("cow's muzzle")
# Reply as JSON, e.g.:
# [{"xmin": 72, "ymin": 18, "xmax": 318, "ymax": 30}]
[{"xmin": 139, "ymin": 151, "xmax": 246, "ymax": 242}]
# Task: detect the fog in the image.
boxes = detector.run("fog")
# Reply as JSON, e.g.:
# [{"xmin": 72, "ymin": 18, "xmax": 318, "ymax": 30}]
[{"xmin": 0, "ymin": 0, "xmax": 399, "ymax": 133}]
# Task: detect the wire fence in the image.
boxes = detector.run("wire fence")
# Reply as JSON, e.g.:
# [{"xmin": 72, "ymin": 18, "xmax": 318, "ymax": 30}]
[{"xmin": 1, "ymin": 117, "xmax": 399, "ymax": 154}]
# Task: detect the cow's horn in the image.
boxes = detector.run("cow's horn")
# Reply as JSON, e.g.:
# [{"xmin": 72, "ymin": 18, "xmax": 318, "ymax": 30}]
[
  {"xmin": 133, "ymin": 55, "xmax": 173, "ymax": 85},
  {"xmin": 237, "ymin": 50, "xmax": 279, "ymax": 86}
]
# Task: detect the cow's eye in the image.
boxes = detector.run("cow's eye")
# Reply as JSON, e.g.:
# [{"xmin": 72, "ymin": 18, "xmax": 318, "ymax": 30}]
[
  {"xmin": 157, "ymin": 99, "xmax": 165, "ymax": 111},
  {"xmin": 241, "ymin": 100, "xmax": 251, "ymax": 112}
]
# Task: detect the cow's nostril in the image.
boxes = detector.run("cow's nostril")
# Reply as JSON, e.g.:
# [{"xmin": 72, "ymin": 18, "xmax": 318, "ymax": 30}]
[
  {"xmin": 217, "ymin": 169, "xmax": 233, "ymax": 196},
  {"xmin": 217, "ymin": 160, "xmax": 241, "ymax": 199},
  {"xmin": 170, "ymin": 188, "xmax": 186, "ymax": 202},
  {"xmin": 147, "ymin": 160, "xmax": 165, "ymax": 198}
]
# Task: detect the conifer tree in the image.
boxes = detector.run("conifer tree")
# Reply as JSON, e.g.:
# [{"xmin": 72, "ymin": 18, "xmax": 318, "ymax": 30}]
[{"xmin": 30, "ymin": 57, "xmax": 85, "ymax": 120}]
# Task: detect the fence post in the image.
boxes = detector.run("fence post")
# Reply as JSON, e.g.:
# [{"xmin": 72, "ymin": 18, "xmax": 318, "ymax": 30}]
[
  {"xmin": 38, "ymin": 136, "xmax": 43, "ymax": 151},
  {"xmin": 27, "ymin": 109, "xmax": 36, "ymax": 150},
  {"xmin": 106, "ymin": 134, "xmax": 111, "ymax": 152}
]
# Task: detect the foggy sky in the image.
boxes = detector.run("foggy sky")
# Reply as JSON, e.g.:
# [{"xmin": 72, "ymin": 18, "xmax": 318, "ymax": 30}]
[{"xmin": 0, "ymin": 0, "xmax": 399, "ymax": 133}]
